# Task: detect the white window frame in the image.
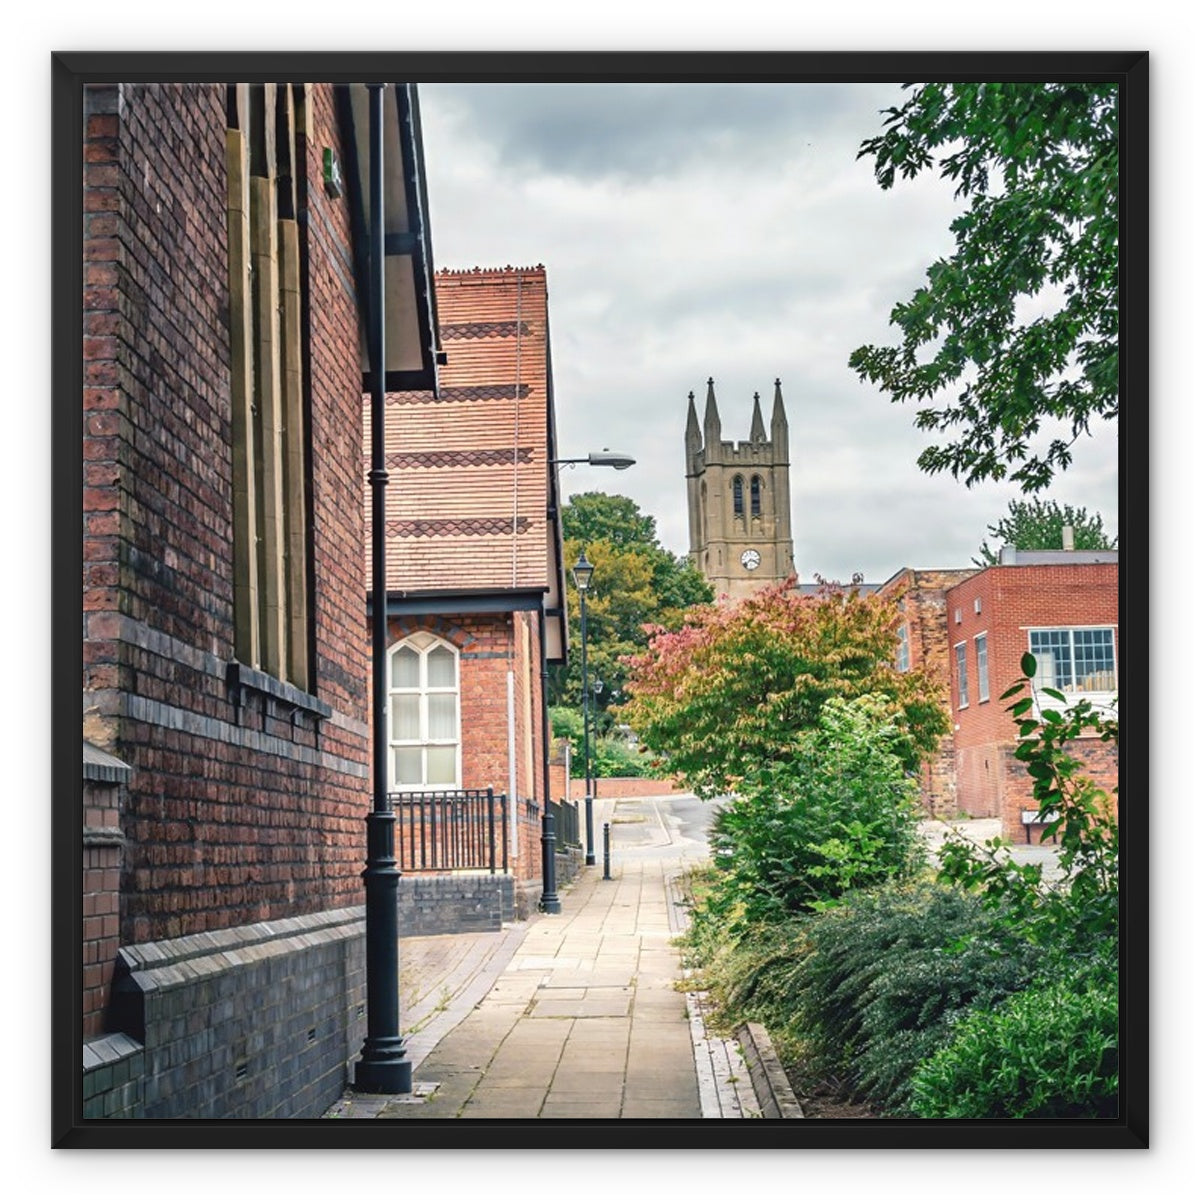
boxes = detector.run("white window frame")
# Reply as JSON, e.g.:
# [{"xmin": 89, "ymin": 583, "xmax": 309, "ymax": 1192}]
[
  {"xmin": 954, "ymin": 641, "xmax": 968, "ymax": 709},
  {"xmin": 387, "ymin": 633, "xmax": 462, "ymax": 791},
  {"xmin": 974, "ymin": 632, "xmax": 989, "ymax": 703},
  {"xmin": 1025, "ymin": 625, "xmax": 1118, "ymax": 718},
  {"xmin": 896, "ymin": 622, "xmax": 910, "ymax": 672}
]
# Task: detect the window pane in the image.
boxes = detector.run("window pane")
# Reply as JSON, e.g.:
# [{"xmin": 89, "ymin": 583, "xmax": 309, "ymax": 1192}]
[
  {"xmin": 955, "ymin": 644, "xmax": 968, "ymax": 707},
  {"xmin": 428, "ymin": 694, "xmax": 457, "ymax": 740},
  {"xmin": 427, "ymin": 645, "xmax": 456, "ymax": 688},
  {"xmin": 391, "ymin": 646, "xmax": 420, "ymax": 689},
  {"xmin": 392, "ymin": 695, "xmax": 420, "ymax": 740},
  {"xmin": 426, "ymin": 746, "xmax": 456, "ymax": 785},
  {"xmin": 1074, "ymin": 628, "xmax": 1116, "ymax": 690},
  {"xmin": 393, "ymin": 747, "xmax": 422, "ymax": 785},
  {"xmin": 976, "ymin": 635, "xmax": 989, "ymax": 702},
  {"xmin": 1030, "ymin": 630, "xmax": 1072, "ymax": 689}
]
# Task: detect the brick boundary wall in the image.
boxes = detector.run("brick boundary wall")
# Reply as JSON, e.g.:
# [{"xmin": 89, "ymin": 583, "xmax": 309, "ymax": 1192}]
[
  {"xmin": 592, "ymin": 776, "xmax": 694, "ymax": 799},
  {"xmin": 999, "ymin": 737, "xmax": 1118, "ymax": 845},
  {"xmin": 87, "ymin": 909, "xmax": 366, "ymax": 1119},
  {"xmin": 396, "ymin": 875, "xmax": 515, "ymax": 936}
]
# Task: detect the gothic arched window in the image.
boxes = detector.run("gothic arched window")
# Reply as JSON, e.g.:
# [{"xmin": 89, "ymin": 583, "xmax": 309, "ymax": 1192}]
[
  {"xmin": 750, "ymin": 475, "xmax": 762, "ymax": 517},
  {"xmin": 387, "ymin": 633, "xmax": 461, "ymax": 789},
  {"xmin": 732, "ymin": 475, "xmax": 744, "ymax": 518}
]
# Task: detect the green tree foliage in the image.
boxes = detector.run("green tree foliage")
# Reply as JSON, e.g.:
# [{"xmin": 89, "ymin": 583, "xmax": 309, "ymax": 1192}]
[
  {"xmin": 974, "ymin": 497, "xmax": 1115, "ymax": 565},
  {"xmin": 552, "ymin": 492, "xmax": 712, "ymax": 721},
  {"xmin": 849, "ymin": 83, "xmax": 1118, "ymax": 492},
  {"xmin": 550, "ymin": 705, "xmax": 648, "ymax": 779},
  {"xmin": 936, "ymin": 656, "xmax": 1119, "ymax": 961},
  {"xmin": 707, "ymin": 696, "xmax": 926, "ymax": 924},
  {"xmin": 619, "ymin": 578, "xmax": 947, "ymax": 797}
]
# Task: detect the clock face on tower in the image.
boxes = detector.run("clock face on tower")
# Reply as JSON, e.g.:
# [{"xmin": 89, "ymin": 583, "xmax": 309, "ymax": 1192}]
[{"xmin": 740, "ymin": 549, "xmax": 761, "ymax": 571}]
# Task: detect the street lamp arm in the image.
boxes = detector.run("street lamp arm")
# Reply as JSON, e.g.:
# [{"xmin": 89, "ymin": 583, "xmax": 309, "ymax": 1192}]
[{"xmin": 551, "ymin": 450, "xmax": 637, "ymax": 471}]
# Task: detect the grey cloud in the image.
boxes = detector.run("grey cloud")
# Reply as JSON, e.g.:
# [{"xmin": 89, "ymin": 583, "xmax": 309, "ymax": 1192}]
[{"xmin": 423, "ymin": 82, "xmax": 904, "ymax": 183}]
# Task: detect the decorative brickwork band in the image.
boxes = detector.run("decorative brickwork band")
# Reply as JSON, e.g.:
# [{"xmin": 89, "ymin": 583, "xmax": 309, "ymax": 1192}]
[
  {"xmin": 387, "ymin": 517, "xmax": 534, "ymax": 538},
  {"xmin": 386, "ymin": 384, "xmax": 533, "ymax": 405},
  {"xmin": 385, "ymin": 448, "xmax": 534, "ymax": 470},
  {"xmin": 439, "ymin": 320, "xmax": 532, "ymax": 341}
]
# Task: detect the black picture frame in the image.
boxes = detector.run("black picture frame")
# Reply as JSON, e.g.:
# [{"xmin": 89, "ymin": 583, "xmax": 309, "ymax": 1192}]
[{"xmin": 52, "ymin": 49, "xmax": 1147, "ymax": 1151}]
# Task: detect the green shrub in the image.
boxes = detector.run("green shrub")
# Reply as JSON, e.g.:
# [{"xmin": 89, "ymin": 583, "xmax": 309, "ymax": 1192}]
[
  {"xmin": 705, "ymin": 695, "xmax": 924, "ymax": 924},
  {"xmin": 910, "ymin": 970, "xmax": 1118, "ymax": 1118},
  {"xmin": 772, "ymin": 882, "xmax": 1041, "ymax": 1114}
]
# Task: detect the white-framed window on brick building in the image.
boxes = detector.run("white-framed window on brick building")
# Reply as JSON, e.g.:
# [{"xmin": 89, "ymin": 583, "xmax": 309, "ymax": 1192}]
[
  {"xmin": 975, "ymin": 633, "xmax": 989, "ymax": 703},
  {"xmin": 388, "ymin": 634, "xmax": 461, "ymax": 790},
  {"xmin": 954, "ymin": 641, "xmax": 968, "ymax": 708},
  {"xmin": 896, "ymin": 622, "xmax": 910, "ymax": 672},
  {"xmin": 1028, "ymin": 627, "xmax": 1117, "ymax": 694}
]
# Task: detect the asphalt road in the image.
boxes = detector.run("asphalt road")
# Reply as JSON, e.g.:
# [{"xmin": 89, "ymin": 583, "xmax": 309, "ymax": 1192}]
[{"xmin": 605, "ymin": 792, "xmax": 715, "ymax": 863}]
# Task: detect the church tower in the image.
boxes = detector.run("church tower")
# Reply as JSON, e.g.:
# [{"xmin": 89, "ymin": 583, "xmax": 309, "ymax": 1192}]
[{"xmin": 685, "ymin": 378, "xmax": 795, "ymax": 601}]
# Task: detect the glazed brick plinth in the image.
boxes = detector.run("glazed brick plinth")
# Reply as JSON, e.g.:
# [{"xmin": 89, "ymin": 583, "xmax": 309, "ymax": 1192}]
[{"xmin": 101, "ymin": 909, "xmax": 366, "ymax": 1119}]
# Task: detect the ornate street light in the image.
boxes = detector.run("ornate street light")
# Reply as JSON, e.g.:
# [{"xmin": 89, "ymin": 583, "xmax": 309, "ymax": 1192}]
[
  {"xmin": 572, "ymin": 550, "xmax": 597, "ymax": 867},
  {"xmin": 537, "ymin": 452, "xmax": 635, "ymax": 911}
]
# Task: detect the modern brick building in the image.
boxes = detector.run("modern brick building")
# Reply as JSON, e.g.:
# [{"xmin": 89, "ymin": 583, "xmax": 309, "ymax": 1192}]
[
  {"xmin": 80, "ymin": 81, "xmax": 440, "ymax": 1119},
  {"xmin": 944, "ymin": 551, "xmax": 1119, "ymax": 842},
  {"xmin": 369, "ymin": 265, "xmax": 573, "ymax": 916},
  {"xmin": 881, "ymin": 551, "xmax": 1119, "ymax": 842}
]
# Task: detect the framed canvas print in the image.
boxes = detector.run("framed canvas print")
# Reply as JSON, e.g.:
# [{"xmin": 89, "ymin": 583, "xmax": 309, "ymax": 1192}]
[{"xmin": 52, "ymin": 48, "xmax": 1146, "ymax": 1152}]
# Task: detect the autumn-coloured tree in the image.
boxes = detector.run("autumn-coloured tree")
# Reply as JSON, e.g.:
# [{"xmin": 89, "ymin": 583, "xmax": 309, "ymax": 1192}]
[{"xmin": 618, "ymin": 577, "xmax": 947, "ymax": 798}]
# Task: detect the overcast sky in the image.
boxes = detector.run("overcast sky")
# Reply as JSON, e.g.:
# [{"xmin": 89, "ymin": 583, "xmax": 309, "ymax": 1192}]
[{"xmin": 417, "ymin": 81, "xmax": 1120, "ymax": 583}]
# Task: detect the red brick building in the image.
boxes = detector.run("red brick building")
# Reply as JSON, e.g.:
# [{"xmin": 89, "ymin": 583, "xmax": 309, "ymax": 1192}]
[
  {"xmin": 882, "ymin": 551, "xmax": 1118, "ymax": 842},
  {"xmin": 80, "ymin": 81, "xmax": 439, "ymax": 1119},
  {"xmin": 369, "ymin": 266, "xmax": 572, "ymax": 910},
  {"xmin": 944, "ymin": 552, "xmax": 1119, "ymax": 842}
]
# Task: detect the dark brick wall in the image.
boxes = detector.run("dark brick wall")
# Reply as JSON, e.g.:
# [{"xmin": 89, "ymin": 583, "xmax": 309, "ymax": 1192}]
[{"xmin": 82, "ymin": 83, "xmax": 371, "ymax": 947}]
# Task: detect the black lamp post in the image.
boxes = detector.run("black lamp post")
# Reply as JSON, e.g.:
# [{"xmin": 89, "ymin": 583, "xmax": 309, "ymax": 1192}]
[
  {"xmin": 354, "ymin": 83, "xmax": 409, "ymax": 1095},
  {"xmin": 538, "ymin": 451, "xmax": 634, "ymax": 907},
  {"xmin": 572, "ymin": 550, "xmax": 596, "ymax": 866}
]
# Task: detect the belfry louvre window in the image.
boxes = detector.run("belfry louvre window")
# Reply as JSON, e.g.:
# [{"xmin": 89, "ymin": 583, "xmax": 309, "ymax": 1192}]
[
  {"xmin": 226, "ymin": 83, "xmax": 312, "ymax": 690},
  {"xmin": 1029, "ymin": 628, "xmax": 1116, "ymax": 693},
  {"xmin": 388, "ymin": 635, "xmax": 461, "ymax": 789},
  {"xmin": 750, "ymin": 475, "xmax": 762, "ymax": 517},
  {"xmin": 732, "ymin": 475, "xmax": 744, "ymax": 518}
]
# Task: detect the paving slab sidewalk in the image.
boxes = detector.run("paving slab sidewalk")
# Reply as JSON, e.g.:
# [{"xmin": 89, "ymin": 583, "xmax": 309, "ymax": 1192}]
[{"xmin": 325, "ymin": 793, "xmax": 754, "ymax": 1120}]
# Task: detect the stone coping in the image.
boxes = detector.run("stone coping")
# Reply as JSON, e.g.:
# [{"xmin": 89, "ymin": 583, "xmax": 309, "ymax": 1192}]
[
  {"xmin": 736, "ymin": 1021, "xmax": 804, "ymax": 1118},
  {"xmin": 118, "ymin": 907, "xmax": 366, "ymax": 988}
]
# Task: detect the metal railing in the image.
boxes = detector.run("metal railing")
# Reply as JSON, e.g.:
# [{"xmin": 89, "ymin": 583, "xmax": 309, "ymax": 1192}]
[
  {"xmin": 391, "ymin": 788, "xmax": 508, "ymax": 874},
  {"xmin": 550, "ymin": 797, "xmax": 581, "ymax": 850}
]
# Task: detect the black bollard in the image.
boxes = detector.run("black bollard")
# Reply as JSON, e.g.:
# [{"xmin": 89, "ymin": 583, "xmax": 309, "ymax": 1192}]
[{"xmin": 602, "ymin": 821, "xmax": 612, "ymax": 880}]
